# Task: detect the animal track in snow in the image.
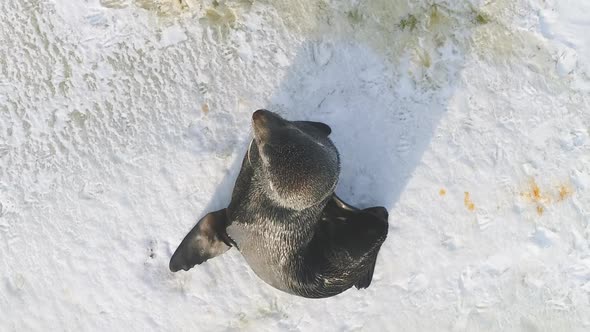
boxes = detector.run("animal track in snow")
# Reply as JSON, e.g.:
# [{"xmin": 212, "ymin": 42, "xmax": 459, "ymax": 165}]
[
  {"xmin": 221, "ymin": 45, "xmax": 237, "ymax": 61},
  {"xmin": 144, "ymin": 239, "xmax": 160, "ymax": 265},
  {"xmin": 396, "ymin": 132, "xmax": 412, "ymax": 156},
  {"xmin": 476, "ymin": 211, "xmax": 492, "ymax": 231},
  {"xmin": 197, "ymin": 82, "xmax": 209, "ymax": 96},
  {"xmin": 78, "ymin": 182, "xmax": 105, "ymax": 200},
  {"xmin": 0, "ymin": 144, "xmax": 10, "ymax": 158},
  {"xmin": 497, "ymin": 175, "xmax": 512, "ymax": 192},
  {"xmin": 148, "ymin": 246, "xmax": 156, "ymax": 259},
  {"xmin": 396, "ymin": 106, "xmax": 414, "ymax": 123},
  {"xmin": 0, "ymin": 75, "xmax": 10, "ymax": 88},
  {"xmin": 311, "ymin": 41, "xmax": 333, "ymax": 67},
  {"xmin": 462, "ymin": 115, "xmax": 475, "ymax": 132}
]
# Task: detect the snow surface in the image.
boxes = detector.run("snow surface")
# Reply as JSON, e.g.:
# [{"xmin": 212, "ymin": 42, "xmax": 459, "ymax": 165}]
[{"xmin": 1, "ymin": 0, "xmax": 589, "ymax": 330}]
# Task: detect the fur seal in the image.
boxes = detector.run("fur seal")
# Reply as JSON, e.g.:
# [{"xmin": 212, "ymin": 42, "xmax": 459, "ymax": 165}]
[{"xmin": 170, "ymin": 110, "xmax": 388, "ymax": 298}]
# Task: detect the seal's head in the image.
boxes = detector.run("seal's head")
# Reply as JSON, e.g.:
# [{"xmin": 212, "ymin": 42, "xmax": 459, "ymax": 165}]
[{"xmin": 251, "ymin": 109, "xmax": 340, "ymax": 210}]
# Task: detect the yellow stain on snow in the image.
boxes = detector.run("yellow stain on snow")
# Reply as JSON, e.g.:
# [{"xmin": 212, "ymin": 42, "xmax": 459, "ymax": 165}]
[
  {"xmin": 464, "ymin": 192, "xmax": 475, "ymax": 211},
  {"xmin": 520, "ymin": 178, "xmax": 574, "ymax": 216},
  {"xmin": 558, "ymin": 184, "xmax": 573, "ymax": 202}
]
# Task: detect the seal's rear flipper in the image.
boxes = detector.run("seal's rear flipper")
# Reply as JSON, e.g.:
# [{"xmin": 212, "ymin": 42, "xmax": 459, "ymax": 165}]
[
  {"xmin": 353, "ymin": 207, "xmax": 388, "ymax": 289},
  {"xmin": 354, "ymin": 250, "xmax": 379, "ymax": 289},
  {"xmin": 169, "ymin": 209, "xmax": 232, "ymax": 272}
]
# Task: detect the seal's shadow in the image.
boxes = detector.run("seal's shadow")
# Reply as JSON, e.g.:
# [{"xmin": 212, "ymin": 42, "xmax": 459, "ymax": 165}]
[
  {"xmin": 265, "ymin": 40, "xmax": 449, "ymax": 210},
  {"xmin": 200, "ymin": 39, "xmax": 450, "ymax": 219}
]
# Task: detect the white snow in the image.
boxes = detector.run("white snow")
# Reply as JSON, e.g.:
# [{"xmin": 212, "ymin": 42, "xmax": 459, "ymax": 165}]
[{"xmin": 1, "ymin": 0, "xmax": 589, "ymax": 330}]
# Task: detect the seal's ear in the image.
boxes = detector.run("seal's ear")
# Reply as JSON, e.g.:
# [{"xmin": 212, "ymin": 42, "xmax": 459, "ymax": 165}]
[
  {"xmin": 169, "ymin": 209, "xmax": 232, "ymax": 272},
  {"xmin": 293, "ymin": 121, "xmax": 332, "ymax": 136}
]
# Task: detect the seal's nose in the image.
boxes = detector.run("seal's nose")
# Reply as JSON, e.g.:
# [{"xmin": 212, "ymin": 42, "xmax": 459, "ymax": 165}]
[{"xmin": 252, "ymin": 109, "xmax": 269, "ymax": 123}]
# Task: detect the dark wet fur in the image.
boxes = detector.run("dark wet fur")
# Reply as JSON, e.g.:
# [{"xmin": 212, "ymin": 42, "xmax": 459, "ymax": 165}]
[{"xmin": 170, "ymin": 110, "xmax": 388, "ymax": 298}]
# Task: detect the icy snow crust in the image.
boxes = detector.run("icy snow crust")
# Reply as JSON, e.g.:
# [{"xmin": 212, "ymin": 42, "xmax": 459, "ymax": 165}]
[{"xmin": 1, "ymin": 0, "xmax": 589, "ymax": 330}]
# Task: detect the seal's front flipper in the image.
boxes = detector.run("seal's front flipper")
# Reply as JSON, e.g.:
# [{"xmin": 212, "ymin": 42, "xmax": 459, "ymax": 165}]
[{"xmin": 169, "ymin": 209, "xmax": 232, "ymax": 272}]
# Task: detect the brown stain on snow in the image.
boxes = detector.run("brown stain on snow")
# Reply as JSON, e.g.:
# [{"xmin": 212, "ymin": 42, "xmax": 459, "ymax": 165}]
[
  {"xmin": 201, "ymin": 103, "xmax": 210, "ymax": 114},
  {"xmin": 464, "ymin": 192, "xmax": 475, "ymax": 211}
]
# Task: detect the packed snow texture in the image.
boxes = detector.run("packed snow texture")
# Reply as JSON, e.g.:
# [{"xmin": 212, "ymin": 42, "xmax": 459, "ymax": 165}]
[{"xmin": 1, "ymin": 0, "xmax": 589, "ymax": 330}]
